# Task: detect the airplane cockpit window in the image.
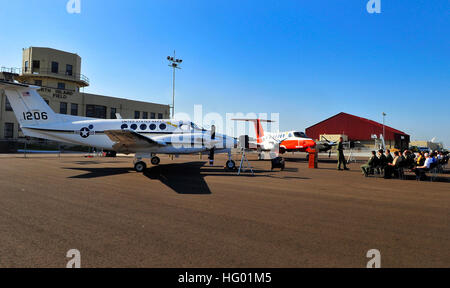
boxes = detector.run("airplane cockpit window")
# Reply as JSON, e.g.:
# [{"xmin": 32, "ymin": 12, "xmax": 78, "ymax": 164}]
[
  {"xmin": 159, "ymin": 123, "xmax": 167, "ymax": 130},
  {"xmin": 121, "ymin": 124, "xmax": 128, "ymax": 129},
  {"xmin": 190, "ymin": 122, "xmax": 200, "ymax": 130},
  {"xmin": 190, "ymin": 122, "xmax": 207, "ymax": 131},
  {"xmin": 288, "ymin": 133, "xmax": 293, "ymax": 138},
  {"xmin": 294, "ymin": 132, "xmax": 307, "ymax": 138},
  {"xmin": 179, "ymin": 123, "xmax": 191, "ymax": 131}
]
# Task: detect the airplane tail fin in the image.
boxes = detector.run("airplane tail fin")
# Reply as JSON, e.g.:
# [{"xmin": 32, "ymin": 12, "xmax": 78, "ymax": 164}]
[
  {"xmin": 232, "ymin": 118, "xmax": 274, "ymax": 143},
  {"xmin": 0, "ymin": 80, "xmax": 58, "ymax": 126}
]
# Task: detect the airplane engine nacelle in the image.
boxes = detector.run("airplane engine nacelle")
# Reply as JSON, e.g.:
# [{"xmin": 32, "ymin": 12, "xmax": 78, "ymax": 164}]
[{"xmin": 260, "ymin": 141, "xmax": 279, "ymax": 152}]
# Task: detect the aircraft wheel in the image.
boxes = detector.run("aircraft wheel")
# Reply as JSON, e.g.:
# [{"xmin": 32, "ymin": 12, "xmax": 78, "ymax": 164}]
[
  {"xmin": 134, "ymin": 161, "xmax": 147, "ymax": 172},
  {"xmin": 151, "ymin": 156, "xmax": 160, "ymax": 165},
  {"xmin": 225, "ymin": 160, "xmax": 236, "ymax": 170}
]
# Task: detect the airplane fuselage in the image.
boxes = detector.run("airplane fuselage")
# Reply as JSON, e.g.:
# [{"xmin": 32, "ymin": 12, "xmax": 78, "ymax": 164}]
[
  {"xmin": 22, "ymin": 118, "xmax": 234, "ymax": 154},
  {"xmin": 1, "ymin": 80, "xmax": 237, "ymax": 170},
  {"xmin": 259, "ymin": 131, "xmax": 316, "ymax": 153}
]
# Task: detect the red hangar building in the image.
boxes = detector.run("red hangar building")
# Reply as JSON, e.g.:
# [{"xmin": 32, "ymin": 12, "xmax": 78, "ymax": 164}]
[{"xmin": 306, "ymin": 112, "xmax": 410, "ymax": 150}]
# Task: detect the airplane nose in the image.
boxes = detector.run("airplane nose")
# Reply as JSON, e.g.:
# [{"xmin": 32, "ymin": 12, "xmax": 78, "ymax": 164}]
[
  {"xmin": 307, "ymin": 140, "xmax": 316, "ymax": 147},
  {"xmin": 221, "ymin": 135, "xmax": 237, "ymax": 149}
]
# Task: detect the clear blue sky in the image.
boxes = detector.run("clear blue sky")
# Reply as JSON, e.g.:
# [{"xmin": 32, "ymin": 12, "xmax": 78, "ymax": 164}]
[{"xmin": 0, "ymin": 0, "xmax": 448, "ymax": 147}]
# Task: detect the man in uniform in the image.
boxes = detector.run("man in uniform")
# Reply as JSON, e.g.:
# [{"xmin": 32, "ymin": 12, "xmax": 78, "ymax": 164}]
[
  {"xmin": 385, "ymin": 149, "xmax": 394, "ymax": 164},
  {"xmin": 377, "ymin": 149, "xmax": 387, "ymax": 166},
  {"xmin": 377, "ymin": 149, "xmax": 387, "ymax": 175},
  {"xmin": 337, "ymin": 137, "xmax": 349, "ymax": 170},
  {"xmin": 361, "ymin": 151, "xmax": 378, "ymax": 177}
]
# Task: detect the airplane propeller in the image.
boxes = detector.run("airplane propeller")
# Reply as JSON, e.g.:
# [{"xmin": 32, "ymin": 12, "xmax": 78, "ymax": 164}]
[
  {"xmin": 208, "ymin": 125, "xmax": 216, "ymax": 165},
  {"xmin": 319, "ymin": 136, "xmax": 337, "ymax": 157},
  {"xmin": 322, "ymin": 136, "xmax": 336, "ymax": 145}
]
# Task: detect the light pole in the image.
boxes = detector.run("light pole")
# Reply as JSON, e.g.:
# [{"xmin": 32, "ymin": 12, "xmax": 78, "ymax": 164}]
[
  {"xmin": 382, "ymin": 112, "xmax": 386, "ymax": 146},
  {"xmin": 167, "ymin": 51, "xmax": 182, "ymax": 119}
]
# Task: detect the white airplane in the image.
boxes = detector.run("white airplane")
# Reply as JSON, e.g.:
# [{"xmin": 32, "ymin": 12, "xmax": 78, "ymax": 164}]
[{"xmin": 0, "ymin": 80, "xmax": 237, "ymax": 172}]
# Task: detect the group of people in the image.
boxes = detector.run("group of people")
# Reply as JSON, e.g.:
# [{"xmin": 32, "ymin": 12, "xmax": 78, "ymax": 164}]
[{"xmin": 360, "ymin": 149, "xmax": 448, "ymax": 180}]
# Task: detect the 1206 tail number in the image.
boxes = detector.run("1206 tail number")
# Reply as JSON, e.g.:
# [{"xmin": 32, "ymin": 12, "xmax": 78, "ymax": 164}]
[{"xmin": 23, "ymin": 112, "xmax": 48, "ymax": 121}]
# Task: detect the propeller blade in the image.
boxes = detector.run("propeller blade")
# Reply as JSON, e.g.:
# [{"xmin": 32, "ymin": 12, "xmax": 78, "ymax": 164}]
[
  {"xmin": 208, "ymin": 147, "xmax": 215, "ymax": 165},
  {"xmin": 207, "ymin": 125, "xmax": 217, "ymax": 165},
  {"xmin": 211, "ymin": 125, "xmax": 216, "ymax": 140}
]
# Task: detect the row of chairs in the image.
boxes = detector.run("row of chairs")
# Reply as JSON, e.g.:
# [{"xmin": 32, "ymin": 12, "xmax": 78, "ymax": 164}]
[
  {"xmin": 421, "ymin": 161, "xmax": 447, "ymax": 182},
  {"xmin": 368, "ymin": 159, "xmax": 447, "ymax": 181}
]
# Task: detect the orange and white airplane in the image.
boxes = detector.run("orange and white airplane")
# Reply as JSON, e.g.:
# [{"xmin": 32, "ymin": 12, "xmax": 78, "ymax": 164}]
[{"xmin": 233, "ymin": 119, "xmax": 316, "ymax": 154}]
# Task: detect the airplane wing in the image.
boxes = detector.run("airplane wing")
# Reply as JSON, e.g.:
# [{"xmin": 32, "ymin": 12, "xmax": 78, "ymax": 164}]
[{"xmin": 104, "ymin": 129, "xmax": 166, "ymax": 152}]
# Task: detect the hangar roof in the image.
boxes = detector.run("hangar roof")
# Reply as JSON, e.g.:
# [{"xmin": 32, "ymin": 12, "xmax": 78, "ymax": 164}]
[
  {"xmin": 306, "ymin": 112, "xmax": 409, "ymax": 141},
  {"xmin": 308, "ymin": 112, "xmax": 408, "ymax": 135}
]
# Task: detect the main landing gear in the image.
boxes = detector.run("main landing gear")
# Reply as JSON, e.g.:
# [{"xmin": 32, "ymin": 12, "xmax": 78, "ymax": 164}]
[
  {"xmin": 225, "ymin": 151, "xmax": 236, "ymax": 170},
  {"xmin": 150, "ymin": 156, "xmax": 160, "ymax": 165},
  {"xmin": 134, "ymin": 154, "xmax": 161, "ymax": 172},
  {"xmin": 134, "ymin": 161, "xmax": 147, "ymax": 173},
  {"xmin": 133, "ymin": 152, "xmax": 236, "ymax": 172},
  {"xmin": 226, "ymin": 160, "xmax": 236, "ymax": 170}
]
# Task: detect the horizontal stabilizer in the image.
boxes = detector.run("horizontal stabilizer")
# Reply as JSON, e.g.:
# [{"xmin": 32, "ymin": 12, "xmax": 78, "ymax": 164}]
[
  {"xmin": 0, "ymin": 80, "xmax": 32, "ymax": 89},
  {"xmin": 231, "ymin": 118, "xmax": 275, "ymax": 123}
]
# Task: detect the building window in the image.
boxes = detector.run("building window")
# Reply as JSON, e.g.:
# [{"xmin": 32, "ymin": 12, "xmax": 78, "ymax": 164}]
[
  {"xmin": 134, "ymin": 111, "xmax": 140, "ymax": 119},
  {"xmin": 51, "ymin": 61, "xmax": 59, "ymax": 73},
  {"xmin": 66, "ymin": 64, "xmax": 73, "ymax": 76},
  {"xmin": 158, "ymin": 113, "xmax": 163, "ymax": 119},
  {"xmin": 24, "ymin": 61, "xmax": 29, "ymax": 72},
  {"xmin": 143, "ymin": 112, "xmax": 148, "ymax": 119},
  {"xmin": 5, "ymin": 97, "xmax": 12, "ymax": 111},
  {"xmin": 150, "ymin": 112, "xmax": 156, "ymax": 119},
  {"xmin": 110, "ymin": 108, "xmax": 117, "ymax": 119},
  {"xmin": 34, "ymin": 80, "xmax": 42, "ymax": 86},
  {"xmin": 57, "ymin": 82, "xmax": 65, "ymax": 90},
  {"xmin": 60, "ymin": 102, "xmax": 68, "ymax": 114},
  {"xmin": 71, "ymin": 103, "xmax": 78, "ymax": 116},
  {"xmin": 32, "ymin": 60, "xmax": 40, "ymax": 72},
  {"xmin": 86, "ymin": 104, "xmax": 107, "ymax": 119},
  {"xmin": 4, "ymin": 123, "xmax": 14, "ymax": 139}
]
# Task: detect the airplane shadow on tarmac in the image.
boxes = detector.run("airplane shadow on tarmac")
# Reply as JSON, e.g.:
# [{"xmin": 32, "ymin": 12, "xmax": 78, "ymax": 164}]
[
  {"xmin": 66, "ymin": 161, "xmax": 309, "ymax": 194},
  {"xmin": 143, "ymin": 162, "xmax": 212, "ymax": 194}
]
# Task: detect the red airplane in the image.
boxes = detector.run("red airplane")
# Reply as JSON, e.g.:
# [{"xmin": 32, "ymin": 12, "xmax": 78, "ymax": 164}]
[{"xmin": 233, "ymin": 119, "xmax": 317, "ymax": 154}]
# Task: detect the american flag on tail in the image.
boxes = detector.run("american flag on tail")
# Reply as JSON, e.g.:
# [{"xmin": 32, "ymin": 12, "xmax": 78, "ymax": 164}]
[{"xmin": 22, "ymin": 91, "xmax": 31, "ymax": 97}]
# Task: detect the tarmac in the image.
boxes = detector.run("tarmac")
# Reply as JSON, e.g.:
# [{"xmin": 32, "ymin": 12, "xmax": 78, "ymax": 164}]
[{"xmin": 0, "ymin": 153, "xmax": 449, "ymax": 267}]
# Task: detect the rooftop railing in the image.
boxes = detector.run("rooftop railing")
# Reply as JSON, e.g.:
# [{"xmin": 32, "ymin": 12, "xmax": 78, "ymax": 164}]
[
  {"xmin": 1, "ymin": 66, "xmax": 89, "ymax": 85},
  {"xmin": 0, "ymin": 67, "xmax": 21, "ymax": 74}
]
